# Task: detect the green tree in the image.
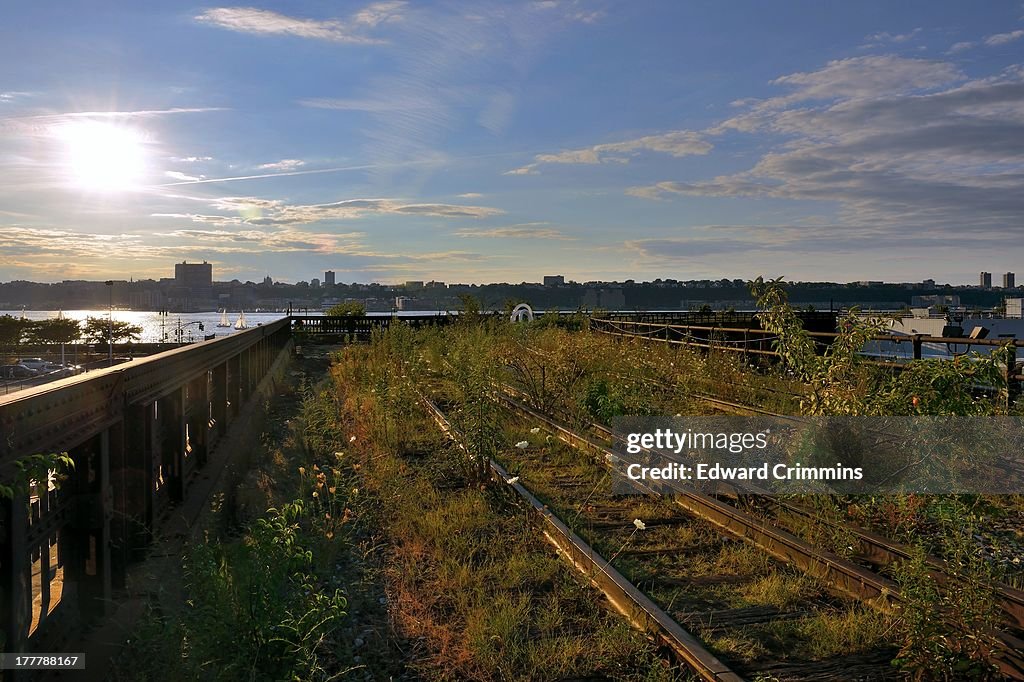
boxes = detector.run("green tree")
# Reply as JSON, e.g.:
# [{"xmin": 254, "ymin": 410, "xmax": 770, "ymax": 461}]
[
  {"xmin": 82, "ymin": 316, "xmax": 143, "ymax": 344},
  {"xmin": 0, "ymin": 314, "xmax": 31, "ymax": 348},
  {"xmin": 456, "ymin": 294, "xmax": 482, "ymax": 325},
  {"xmin": 26, "ymin": 318, "xmax": 82, "ymax": 345},
  {"xmin": 325, "ymin": 301, "xmax": 366, "ymax": 316}
]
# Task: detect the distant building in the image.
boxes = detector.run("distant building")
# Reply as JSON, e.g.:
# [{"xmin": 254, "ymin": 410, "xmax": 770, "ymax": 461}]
[
  {"xmin": 981, "ymin": 271, "xmax": 992, "ymax": 288},
  {"xmin": 911, "ymin": 294, "xmax": 960, "ymax": 308},
  {"xmin": 921, "ymin": 279, "xmax": 935, "ymax": 287},
  {"xmin": 1007, "ymin": 298, "xmax": 1023, "ymax": 319},
  {"xmin": 581, "ymin": 288, "xmax": 625, "ymax": 309},
  {"xmin": 404, "ymin": 281, "xmax": 424, "ymax": 290},
  {"xmin": 175, "ymin": 260, "xmax": 212, "ymax": 289},
  {"xmin": 173, "ymin": 260, "xmax": 213, "ymax": 302},
  {"xmin": 324, "ymin": 270, "xmax": 336, "ymax": 286},
  {"xmin": 1004, "ymin": 272, "xmax": 1016, "ymax": 289},
  {"xmin": 395, "ymin": 296, "xmax": 412, "ymax": 310},
  {"xmin": 311, "ymin": 278, "xmax": 320, "ymax": 288},
  {"xmin": 263, "ymin": 275, "xmax": 274, "ymax": 286},
  {"xmin": 543, "ymin": 275, "xmax": 565, "ymax": 286}
]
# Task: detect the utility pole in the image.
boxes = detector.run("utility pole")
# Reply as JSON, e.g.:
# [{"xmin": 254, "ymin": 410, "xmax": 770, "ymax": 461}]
[{"xmin": 105, "ymin": 280, "xmax": 114, "ymax": 366}]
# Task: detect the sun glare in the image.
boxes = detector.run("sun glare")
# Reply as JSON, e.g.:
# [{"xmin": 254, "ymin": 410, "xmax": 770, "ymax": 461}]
[{"xmin": 54, "ymin": 121, "xmax": 148, "ymax": 192}]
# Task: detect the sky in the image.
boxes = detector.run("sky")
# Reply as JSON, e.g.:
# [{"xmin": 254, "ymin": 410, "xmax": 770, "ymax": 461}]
[{"xmin": 2, "ymin": 1, "xmax": 1024, "ymax": 285}]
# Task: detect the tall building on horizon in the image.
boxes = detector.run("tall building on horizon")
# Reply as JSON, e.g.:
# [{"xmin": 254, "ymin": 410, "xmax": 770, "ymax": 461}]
[
  {"xmin": 175, "ymin": 260, "xmax": 212, "ymax": 288},
  {"xmin": 324, "ymin": 270, "xmax": 336, "ymax": 286},
  {"xmin": 174, "ymin": 260, "xmax": 213, "ymax": 301},
  {"xmin": 1004, "ymin": 272, "xmax": 1016, "ymax": 289},
  {"xmin": 980, "ymin": 271, "xmax": 992, "ymax": 288}
]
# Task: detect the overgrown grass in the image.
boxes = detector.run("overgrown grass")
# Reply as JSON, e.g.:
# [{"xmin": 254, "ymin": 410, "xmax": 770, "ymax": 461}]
[
  {"xmin": 115, "ymin": 361, "xmax": 398, "ymax": 681},
  {"xmin": 328, "ymin": 340, "xmax": 689, "ymax": 681}
]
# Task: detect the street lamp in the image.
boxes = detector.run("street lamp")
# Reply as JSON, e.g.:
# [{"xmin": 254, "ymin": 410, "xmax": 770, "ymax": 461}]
[{"xmin": 105, "ymin": 280, "xmax": 113, "ymax": 366}]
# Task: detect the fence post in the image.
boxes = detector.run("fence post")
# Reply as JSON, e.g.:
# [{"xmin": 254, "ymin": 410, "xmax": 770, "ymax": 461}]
[
  {"xmin": 912, "ymin": 334, "xmax": 923, "ymax": 361},
  {"xmin": 1006, "ymin": 344, "xmax": 1018, "ymax": 411}
]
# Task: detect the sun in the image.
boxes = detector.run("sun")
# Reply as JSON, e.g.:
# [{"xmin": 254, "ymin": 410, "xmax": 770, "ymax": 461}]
[{"xmin": 54, "ymin": 121, "xmax": 148, "ymax": 192}]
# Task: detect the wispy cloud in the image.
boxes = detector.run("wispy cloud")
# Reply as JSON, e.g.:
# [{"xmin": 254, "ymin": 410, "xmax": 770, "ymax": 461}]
[
  {"xmin": 256, "ymin": 158, "xmax": 305, "ymax": 171},
  {"xmin": 165, "ymin": 170, "xmax": 204, "ymax": 182},
  {"xmin": 531, "ymin": 0, "xmax": 606, "ymax": 24},
  {"xmin": 985, "ymin": 29, "xmax": 1024, "ymax": 46},
  {"xmin": 454, "ymin": 223, "xmax": 573, "ymax": 240},
  {"xmin": 506, "ymin": 131, "xmax": 712, "ymax": 175},
  {"xmin": 154, "ymin": 196, "xmax": 504, "ymax": 227},
  {"xmin": 195, "ymin": 3, "xmax": 405, "ymax": 44},
  {"xmin": 947, "ymin": 41, "xmax": 975, "ymax": 53},
  {"xmin": 629, "ymin": 57, "xmax": 1024, "ymax": 234},
  {"xmin": 0, "ymin": 107, "xmax": 226, "ymax": 137},
  {"xmin": 860, "ymin": 27, "xmax": 922, "ymax": 48}
]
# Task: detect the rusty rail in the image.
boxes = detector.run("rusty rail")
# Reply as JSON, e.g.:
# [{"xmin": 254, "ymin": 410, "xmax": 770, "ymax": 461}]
[{"xmin": 419, "ymin": 395, "xmax": 744, "ymax": 682}]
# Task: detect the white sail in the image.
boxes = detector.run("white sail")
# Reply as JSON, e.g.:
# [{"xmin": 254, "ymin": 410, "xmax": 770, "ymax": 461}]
[
  {"xmin": 234, "ymin": 311, "xmax": 248, "ymax": 330},
  {"xmin": 217, "ymin": 309, "xmax": 230, "ymax": 327}
]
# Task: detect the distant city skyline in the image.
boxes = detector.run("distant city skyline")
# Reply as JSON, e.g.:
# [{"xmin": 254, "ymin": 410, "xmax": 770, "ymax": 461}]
[{"xmin": 2, "ymin": 2, "xmax": 1024, "ymax": 284}]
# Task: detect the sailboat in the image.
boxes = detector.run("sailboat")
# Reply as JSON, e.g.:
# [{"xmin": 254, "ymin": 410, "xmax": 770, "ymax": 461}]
[
  {"xmin": 217, "ymin": 309, "xmax": 231, "ymax": 328},
  {"xmin": 234, "ymin": 311, "xmax": 248, "ymax": 330}
]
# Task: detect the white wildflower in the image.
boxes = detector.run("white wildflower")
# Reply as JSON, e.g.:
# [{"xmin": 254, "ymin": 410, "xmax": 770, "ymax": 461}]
[
  {"xmin": 605, "ymin": 453, "xmax": 619, "ymax": 464},
  {"xmin": 349, "ymin": 435, "xmax": 357, "ymax": 443},
  {"xmin": 633, "ymin": 519, "xmax": 646, "ymax": 530},
  {"xmin": 514, "ymin": 440, "xmax": 529, "ymax": 449},
  {"xmin": 506, "ymin": 476, "xmax": 520, "ymax": 485},
  {"xmin": 530, "ymin": 427, "xmax": 541, "ymax": 434}
]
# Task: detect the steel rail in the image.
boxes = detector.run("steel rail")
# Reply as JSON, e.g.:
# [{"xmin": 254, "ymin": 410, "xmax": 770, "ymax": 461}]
[
  {"xmin": 494, "ymin": 388, "xmax": 1024, "ymax": 679},
  {"xmin": 418, "ymin": 394, "xmax": 745, "ymax": 682},
  {"xmin": 591, "ymin": 318, "xmax": 1024, "ymax": 349},
  {"xmin": 581, "ymin": 411, "xmax": 1024, "ymax": 631},
  {"xmin": 493, "ymin": 390, "xmax": 900, "ymax": 608}
]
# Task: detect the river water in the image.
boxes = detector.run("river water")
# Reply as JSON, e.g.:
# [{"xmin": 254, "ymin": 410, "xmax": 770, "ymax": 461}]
[{"xmin": 2, "ymin": 310, "xmax": 289, "ymax": 343}]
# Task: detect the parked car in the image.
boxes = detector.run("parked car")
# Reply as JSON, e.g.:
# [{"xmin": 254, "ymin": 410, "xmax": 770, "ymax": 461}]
[
  {"xmin": 15, "ymin": 358, "xmax": 49, "ymax": 371},
  {"xmin": 1, "ymin": 364, "xmax": 39, "ymax": 379}
]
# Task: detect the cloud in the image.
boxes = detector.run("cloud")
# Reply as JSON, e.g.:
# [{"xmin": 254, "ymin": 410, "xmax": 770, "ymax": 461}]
[
  {"xmin": 507, "ymin": 130, "xmax": 711, "ymax": 175},
  {"xmin": 860, "ymin": 27, "xmax": 922, "ymax": 48},
  {"xmin": 299, "ymin": 97, "xmax": 412, "ymax": 112},
  {"xmin": 530, "ymin": 0, "xmax": 605, "ymax": 23},
  {"xmin": 155, "ymin": 196, "xmax": 504, "ymax": 227},
  {"xmin": 165, "ymin": 170, "xmax": 203, "ymax": 182},
  {"xmin": 194, "ymin": 3, "xmax": 405, "ymax": 44},
  {"xmin": 454, "ymin": 223, "xmax": 573, "ymax": 240},
  {"xmin": 457, "ymin": 192, "xmax": 483, "ymax": 198},
  {"xmin": 0, "ymin": 107, "xmax": 226, "ymax": 138},
  {"xmin": 256, "ymin": 159, "xmax": 305, "ymax": 171},
  {"xmin": 623, "ymin": 224, "xmax": 1017, "ymax": 265},
  {"xmin": 948, "ymin": 41, "xmax": 975, "ymax": 53},
  {"xmin": 985, "ymin": 29, "xmax": 1024, "ymax": 46},
  {"xmin": 0, "ymin": 91, "xmax": 33, "ymax": 103},
  {"xmin": 630, "ymin": 57, "xmax": 1024, "ymax": 234}
]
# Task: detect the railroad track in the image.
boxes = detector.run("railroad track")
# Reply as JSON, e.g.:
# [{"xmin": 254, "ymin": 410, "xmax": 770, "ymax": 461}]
[
  {"xmin": 490, "ymin": 384, "xmax": 1024, "ymax": 679},
  {"xmin": 421, "ymin": 391, "xmax": 909, "ymax": 681}
]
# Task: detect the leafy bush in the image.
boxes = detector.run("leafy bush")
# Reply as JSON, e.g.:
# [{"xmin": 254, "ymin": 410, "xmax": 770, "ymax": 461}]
[
  {"xmin": 324, "ymin": 301, "xmax": 366, "ymax": 316},
  {"xmin": 182, "ymin": 500, "xmax": 347, "ymax": 680}
]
